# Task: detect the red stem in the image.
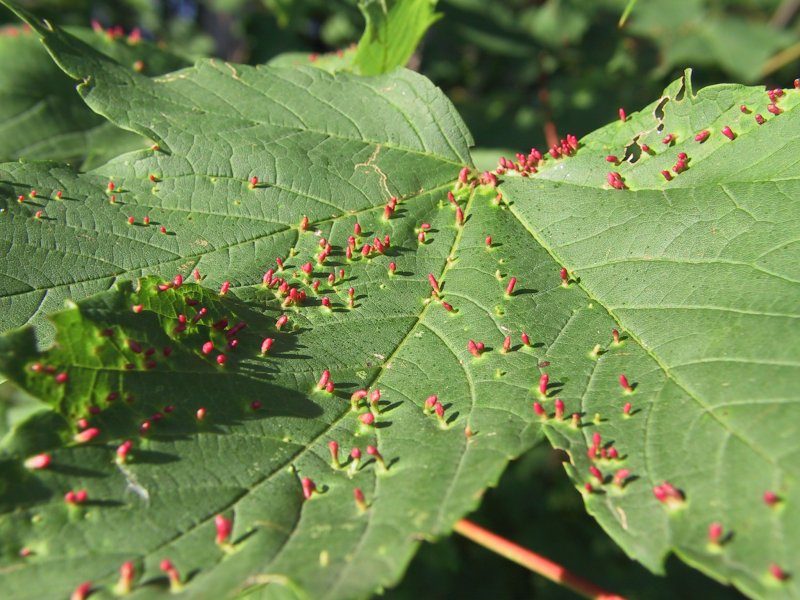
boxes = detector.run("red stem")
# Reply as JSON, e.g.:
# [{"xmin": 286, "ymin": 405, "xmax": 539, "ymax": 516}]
[{"xmin": 453, "ymin": 519, "xmax": 626, "ymax": 600}]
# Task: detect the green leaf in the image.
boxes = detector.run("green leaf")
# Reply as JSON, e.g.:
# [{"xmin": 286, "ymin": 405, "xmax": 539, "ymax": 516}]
[
  {"xmin": 0, "ymin": 5, "xmax": 551, "ymax": 599},
  {"xmin": 0, "ymin": 23, "xmax": 188, "ymax": 169},
  {"xmin": 353, "ymin": 0, "xmax": 441, "ymax": 75},
  {"xmin": 497, "ymin": 70, "xmax": 800, "ymax": 598}
]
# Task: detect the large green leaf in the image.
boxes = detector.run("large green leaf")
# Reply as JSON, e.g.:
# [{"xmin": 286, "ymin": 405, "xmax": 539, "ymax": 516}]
[
  {"xmin": 0, "ymin": 5, "xmax": 549, "ymax": 599},
  {"xmin": 0, "ymin": 23, "xmax": 188, "ymax": 169},
  {"xmin": 498, "ymin": 71, "xmax": 800, "ymax": 598}
]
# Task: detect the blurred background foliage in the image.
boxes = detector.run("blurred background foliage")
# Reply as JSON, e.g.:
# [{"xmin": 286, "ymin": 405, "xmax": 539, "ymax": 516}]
[
  {"xmin": 3, "ymin": 0, "xmax": 797, "ymax": 596},
  {"xmin": 3, "ymin": 0, "xmax": 799, "ymax": 162}
]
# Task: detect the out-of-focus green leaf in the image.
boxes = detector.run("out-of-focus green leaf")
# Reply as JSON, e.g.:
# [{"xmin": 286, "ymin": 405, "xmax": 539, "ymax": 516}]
[
  {"xmin": 353, "ymin": 0, "xmax": 441, "ymax": 75},
  {"xmin": 0, "ymin": 24, "xmax": 188, "ymax": 168}
]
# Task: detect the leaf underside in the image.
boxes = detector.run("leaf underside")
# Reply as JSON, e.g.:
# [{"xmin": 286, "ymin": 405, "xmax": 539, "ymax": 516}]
[{"xmin": 0, "ymin": 4, "xmax": 798, "ymax": 600}]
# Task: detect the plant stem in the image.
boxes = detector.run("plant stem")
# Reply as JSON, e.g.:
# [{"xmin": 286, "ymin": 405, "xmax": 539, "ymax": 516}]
[{"xmin": 453, "ymin": 519, "xmax": 626, "ymax": 600}]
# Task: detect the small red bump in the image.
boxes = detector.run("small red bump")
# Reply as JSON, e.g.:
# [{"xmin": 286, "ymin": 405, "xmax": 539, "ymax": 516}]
[
  {"xmin": 589, "ymin": 466, "xmax": 604, "ymax": 484},
  {"xmin": 354, "ymin": 487, "xmax": 367, "ymax": 511},
  {"xmin": 116, "ymin": 561, "xmax": 135, "ymax": 595},
  {"xmin": 423, "ymin": 395, "xmax": 438, "ymax": 414},
  {"xmin": 127, "ymin": 216, "xmax": 135, "ymax": 225},
  {"xmin": 767, "ymin": 103, "xmax": 782, "ymax": 115},
  {"xmin": 721, "ymin": 126, "xmax": 735, "ymax": 140},
  {"xmin": 538, "ymin": 373, "xmax": 549, "ymax": 396},
  {"xmin": 485, "ymin": 236, "xmax": 492, "ymax": 247},
  {"xmin": 559, "ymin": 267, "xmax": 569, "ymax": 286},
  {"xmin": 694, "ymin": 130, "xmax": 710, "ymax": 143},
  {"xmin": 769, "ymin": 564, "xmax": 788, "ymax": 581},
  {"xmin": 70, "ymin": 581, "xmax": 92, "ymax": 600},
  {"xmin": 458, "ymin": 166, "xmax": 470, "ymax": 183},
  {"xmin": 612, "ymin": 329, "xmax": 620, "ymax": 344},
  {"xmin": 369, "ymin": 389, "xmax": 381, "ymax": 406},
  {"xmin": 359, "ymin": 412, "xmax": 375, "ymax": 426},
  {"xmin": 763, "ymin": 490, "xmax": 780, "ymax": 506},
  {"xmin": 708, "ymin": 522, "xmax": 723, "ymax": 545},
  {"xmin": 75, "ymin": 427, "xmax": 100, "ymax": 444},
  {"xmin": 216, "ymin": 354, "xmax": 226, "ymax": 366},
  {"xmin": 502, "ymin": 336, "xmax": 511, "ymax": 353},
  {"xmin": 250, "ymin": 400, "xmax": 262, "ymax": 411},
  {"xmin": 17, "ymin": 195, "xmax": 24, "ymax": 203},
  {"xmin": 317, "ymin": 370, "xmax": 331, "ymax": 390},
  {"xmin": 388, "ymin": 262, "xmax": 396, "ymax": 274},
  {"xmin": 202, "ymin": 341, "xmax": 214, "ymax": 355},
  {"xmin": 533, "ymin": 401, "xmax": 546, "ymax": 418},
  {"xmin": 215, "ymin": 514, "xmax": 233, "ymax": 545},
  {"xmin": 107, "ymin": 181, "xmax": 115, "ymax": 192},
  {"xmin": 653, "ymin": 481, "xmax": 684, "ymax": 505},
  {"xmin": 641, "ymin": 144, "xmax": 650, "ymax": 153},
  {"xmin": 521, "ymin": 332, "xmax": 530, "ymax": 346},
  {"xmin": 325, "ymin": 381, "xmax": 335, "ymax": 393},
  {"xmin": 605, "ymin": 155, "xmax": 619, "ymax": 163},
  {"xmin": 55, "ymin": 190, "xmax": 63, "ymax": 199},
  {"xmin": 55, "ymin": 371, "xmax": 69, "ymax": 384},
  {"xmin": 321, "ymin": 297, "xmax": 331, "ymax": 308},
  {"xmin": 623, "ymin": 402, "xmax": 632, "ymax": 416},
  {"xmin": 584, "ymin": 483, "xmax": 594, "ymax": 494},
  {"xmin": 661, "ymin": 133, "xmax": 675, "ymax": 145},
  {"xmin": 505, "ymin": 277, "xmax": 517, "ymax": 295},
  {"xmin": 25, "ymin": 453, "xmax": 51, "ymax": 469},
  {"xmin": 301, "ymin": 477, "xmax": 316, "ymax": 499},
  {"xmin": 455, "ymin": 206, "xmax": 464, "ymax": 226},
  {"xmin": 116, "ymin": 440, "xmax": 132, "ymax": 463},
  {"xmin": 219, "ymin": 280, "xmax": 230, "ymax": 296},
  {"xmin": 275, "ymin": 315, "xmax": 289, "ymax": 329},
  {"xmin": 196, "ymin": 408, "xmax": 206, "ymax": 421},
  {"xmin": 613, "ymin": 469, "xmax": 630, "ymax": 487},
  {"xmin": 554, "ymin": 399, "xmax": 565, "ymax": 420},
  {"xmin": 618, "ymin": 107, "xmax": 626, "ymax": 122},
  {"xmin": 795, "ymin": 79, "xmax": 800, "ymax": 89},
  {"xmin": 619, "ymin": 374, "xmax": 633, "ymax": 393},
  {"xmin": 428, "ymin": 273, "xmax": 440, "ymax": 295},
  {"xmin": 755, "ymin": 114, "xmax": 765, "ymax": 125},
  {"xmin": 149, "ymin": 174, "xmax": 158, "ymax": 183},
  {"xmin": 34, "ymin": 210, "xmax": 43, "ymax": 219},
  {"xmin": 159, "ymin": 226, "xmax": 167, "ymax": 234},
  {"xmin": 249, "ymin": 176, "xmax": 258, "ymax": 187},
  {"xmin": 661, "ymin": 170, "xmax": 673, "ymax": 181},
  {"xmin": 160, "ymin": 560, "xmax": 182, "ymax": 591},
  {"xmin": 328, "ymin": 440, "xmax": 340, "ymax": 467}
]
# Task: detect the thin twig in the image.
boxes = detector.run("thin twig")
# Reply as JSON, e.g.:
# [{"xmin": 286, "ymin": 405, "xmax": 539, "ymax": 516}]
[
  {"xmin": 454, "ymin": 519, "xmax": 627, "ymax": 600},
  {"xmin": 759, "ymin": 40, "xmax": 800, "ymax": 78}
]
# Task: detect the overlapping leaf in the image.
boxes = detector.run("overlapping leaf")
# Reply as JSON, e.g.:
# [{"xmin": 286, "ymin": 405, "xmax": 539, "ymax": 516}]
[
  {"xmin": 497, "ymin": 71, "xmax": 800, "ymax": 598},
  {"xmin": 0, "ymin": 23, "xmax": 187, "ymax": 169}
]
